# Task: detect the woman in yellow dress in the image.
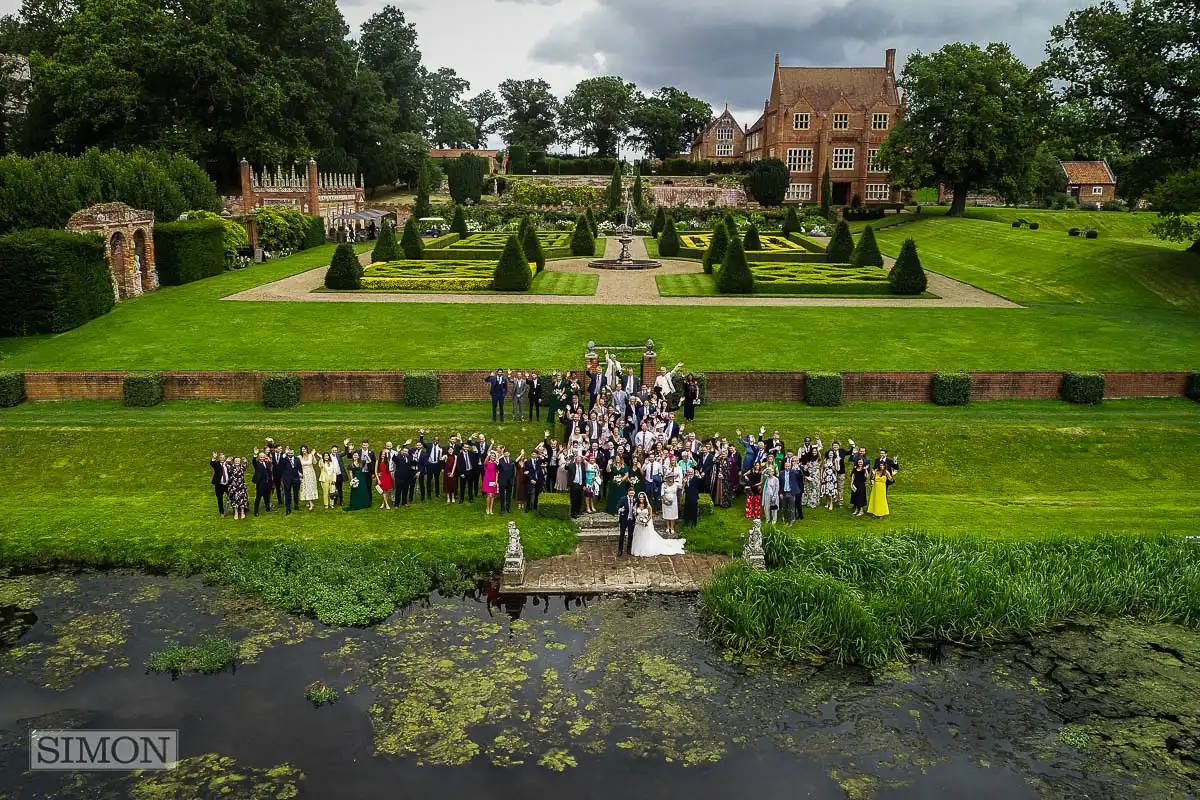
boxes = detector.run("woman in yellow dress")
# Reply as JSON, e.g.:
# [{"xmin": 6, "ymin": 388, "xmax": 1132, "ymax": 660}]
[{"xmin": 867, "ymin": 463, "xmax": 893, "ymax": 518}]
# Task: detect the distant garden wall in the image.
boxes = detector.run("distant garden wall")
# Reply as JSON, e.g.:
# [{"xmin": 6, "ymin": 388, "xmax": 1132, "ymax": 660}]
[{"xmin": 16, "ymin": 370, "xmax": 1191, "ymax": 403}]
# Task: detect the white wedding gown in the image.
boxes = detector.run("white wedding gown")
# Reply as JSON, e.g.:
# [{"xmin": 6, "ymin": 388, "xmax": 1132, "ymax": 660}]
[{"xmin": 630, "ymin": 510, "xmax": 686, "ymax": 557}]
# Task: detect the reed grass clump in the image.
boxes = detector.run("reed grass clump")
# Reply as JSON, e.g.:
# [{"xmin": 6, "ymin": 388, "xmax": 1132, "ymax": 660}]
[
  {"xmin": 148, "ymin": 634, "xmax": 239, "ymax": 676},
  {"xmin": 701, "ymin": 530, "xmax": 1200, "ymax": 666}
]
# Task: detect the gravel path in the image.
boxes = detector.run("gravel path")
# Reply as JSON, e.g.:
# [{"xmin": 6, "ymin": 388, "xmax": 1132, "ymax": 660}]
[{"xmin": 224, "ymin": 236, "xmax": 1019, "ymax": 308}]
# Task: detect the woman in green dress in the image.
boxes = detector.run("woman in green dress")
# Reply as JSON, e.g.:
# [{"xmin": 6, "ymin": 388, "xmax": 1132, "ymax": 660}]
[
  {"xmin": 548, "ymin": 371, "xmax": 566, "ymax": 425},
  {"xmin": 606, "ymin": 455, "xmax": 631, "ymax": 515},
  {"xmin": 345, "ymin": 453, "xmax": 373, "ymax": 512}
]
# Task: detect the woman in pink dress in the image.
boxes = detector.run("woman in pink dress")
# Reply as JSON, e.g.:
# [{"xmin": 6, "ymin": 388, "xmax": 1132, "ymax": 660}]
[
  {"xmin": 482, "ymin": 451, "xmax": 499, "ymax": 515},
  {"xmin": 377, "ymin": 442, "xmax": 394, "ymax": 510}
]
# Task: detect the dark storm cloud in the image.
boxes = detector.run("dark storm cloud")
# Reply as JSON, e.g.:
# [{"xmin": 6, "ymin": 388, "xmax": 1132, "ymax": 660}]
[{"xmin": 531, "ymin": 0, "xmax": 1092, "ymax": 110}]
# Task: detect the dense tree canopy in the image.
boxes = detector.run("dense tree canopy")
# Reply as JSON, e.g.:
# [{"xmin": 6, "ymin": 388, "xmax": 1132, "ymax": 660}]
[
  {"xmin": 628, "ymin": 88, "xmax": 712, "ymax": 161},
  {"xmin": 1044, "ymin": 0, "xmax": 1200, "ymax": 196},
  {"xmin": 1147, "ymin": 166, "xmax": 1200, "ymax": 252},
  {"xmin": 422, "ymin": 66, "xmax": 472, "ymax": 148},
  {"xmin": 560, "ymin": 76, "xmax": 639, "ymax": 157},
  {"xmin": 498, "ymin": 78, "xmax": 559, "ymax": 151},
  {"xmin": 463, "ymin": 90, "xmax": 504, "ymax": 149},
  {"xmin": 358, "ymin": 4, "xmax": 424, "ymax": 135},
  {"xmin": 879, "ymin": 42, "xmax": 1047, "ymax": 217}
]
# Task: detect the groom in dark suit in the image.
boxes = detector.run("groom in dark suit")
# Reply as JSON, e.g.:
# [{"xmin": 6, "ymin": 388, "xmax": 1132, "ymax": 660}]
[{"xmin": 616, "ymin": 488, "xmax": 637, "ymax": 556}]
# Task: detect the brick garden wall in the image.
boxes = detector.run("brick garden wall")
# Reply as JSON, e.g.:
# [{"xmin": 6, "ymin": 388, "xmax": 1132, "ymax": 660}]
[{"xmin": 16, "ymin": 370, "xmax": 1192, "ymax": 403}]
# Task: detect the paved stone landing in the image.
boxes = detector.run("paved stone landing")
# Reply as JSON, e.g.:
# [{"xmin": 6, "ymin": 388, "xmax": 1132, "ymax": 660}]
[{"xmin": 501, "ymin": 512, "xmax": 730, "ymax": 594}]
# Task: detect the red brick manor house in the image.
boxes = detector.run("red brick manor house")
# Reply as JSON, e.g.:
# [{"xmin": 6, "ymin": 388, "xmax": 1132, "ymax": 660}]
[{"xmin": 691, "ymin": 49, "xmax": 904, "ymax": 206}]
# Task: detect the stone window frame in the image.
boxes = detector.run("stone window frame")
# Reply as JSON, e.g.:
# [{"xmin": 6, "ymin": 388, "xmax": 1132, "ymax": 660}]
[
  {"xmin": 715, "ymin": 124, "xmax": 734, "ymax": 157},
  {"xmin": 866, "ymin": 184, "xmax": 891, "ymax": 201},
  {"xmin": 786, "ymin": 183, "xmax": 813, "ymax": 201},
  {"xmin": 786, "ymin": 147, "xmax": 814, "ymax": 173},
  {"xmin": 832, "ymin": 147, "xmax": 855, "ymax": 171},
  {"xmin": 868, "ymin": 149, "xmax": 888, "ymax": 173},
  {"xmin": 793, "ymin": 112, "xmax": 810, "ymax": 130},
  {"xmin": 872, "ymin": 113, "xmax": 890, "ymax": 130},
  {"xmin": 833, "ymin": 113, "xmax": 850, "ymax": 130}
]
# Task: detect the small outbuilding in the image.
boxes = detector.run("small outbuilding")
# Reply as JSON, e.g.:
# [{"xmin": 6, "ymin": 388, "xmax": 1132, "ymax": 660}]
[
  {"xmin": 1061, "ymin": 161, "xmax": 1117, "ymax": 204},
  {"xmin": 65, "ymin": 202, "xmax": 158, "ymax": 301}
]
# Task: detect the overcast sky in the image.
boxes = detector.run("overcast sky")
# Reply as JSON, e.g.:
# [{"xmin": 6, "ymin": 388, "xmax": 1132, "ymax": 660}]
[{"xmin": 2, "ymin": 0, "xmax": 1097, "ymax": 150}]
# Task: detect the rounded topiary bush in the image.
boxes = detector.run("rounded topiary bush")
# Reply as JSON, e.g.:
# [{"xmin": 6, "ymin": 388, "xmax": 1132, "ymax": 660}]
[
  {"xmin": 782, "ymin": 205, "xmax": 801, "ymax": 236},
  {"xmin": 701, "ymin": 222, "xmax": 729, "ymax": 275},
  {"xmin": 404, "ymin": 371, "xmax": 440, "ymax": 407},
  {"xmin": 450, "ymin": 205, "xmax": 468, "ymax": 238},
  {"xmin": 371, "ymin": 220, "xmax": 400, "ymax": 263},
  {"xmin": 1029, "ymin": 222, "xmax": 1040, "ymax": 230},
  {"xmin": 303, "ymin": 216, "xmax": 327, "ymax": 249},
  {"xmin": 0, "ymin": 371, "xmax": 25, "ymax": 407},
  {"xmin": 123, "ymin": 373, "xmax": 164, "ymax": 407},
  {"xmin": 825, "ymin": 220, "xmax": 854, "ymax": 263},
  {"xmin": 1061, "ymin": 371, "xmax": 1105, "ymax": 405},
  {"xmin": 931, "ymin": 372, "xmax": 972, "ymax": 406},
  {"xmin": 1069, "ymin": 228, "xmax": 1081, "ymax": 237},
  {"xmin": 324, "ymin": 243, "xmax": 362, "ymax": 289},
  {"xmin": 805, "ymin": 372, "xmax": 843, "ymax": 406},
  {"xmin": 659, "ymin": 215, "xmax": 681, "ymax": 257},
  {"xmin": 889, "ymin": 238, "xmax": 928, "ymax": 295},
  {"xmin": 400, "ymin": 216, "xmax": 424, "ymax": 259},
  {"xmin": 1085, "ymin": 229, "xmax": 1099, "ymax": 239},
  {"xmin": 570, "ymin": 215, "xmax": 595, "ymax": 256},
  {"xmin": 536, "ymin": 491, "xmax": 571, "ymax": 520},
  {"xmin": 493, "ymin": 233, "xmax": 532, "ymax": 291},
  {"xmin": 262, "ymin": 373, "xmax": 301, "ymax": 408},
  {"xmin": 1187, "ymin": 372, "xmax": 1200, "ymax": 403}
]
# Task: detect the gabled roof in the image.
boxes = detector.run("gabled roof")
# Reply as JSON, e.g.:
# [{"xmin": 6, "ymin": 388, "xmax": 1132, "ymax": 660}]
[
  {"xmin": 1061, "ymin": 160, "xmax": 1116, "ymax": 185},
  {"xmin": 775, "ymin": 66, "xmax": 900, "ymax": 110},
  {"xmin": 745, "ymin": 113, "xmax": 765, "ymax": 136},
  {"xmin": 692, "ymin": 105, "xmax": 740, "ymax": 147}
]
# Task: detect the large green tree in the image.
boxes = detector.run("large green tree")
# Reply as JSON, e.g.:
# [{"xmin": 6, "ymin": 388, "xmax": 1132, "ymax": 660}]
[
  {"xmin": 878, "ymin": 42, "xmax": 1048, "ymax": 217},
  {"xmin": 560, "ymin": 76, "xmax": 639, "ymax": 157},
  {"xmin": 422, "ymin": 66, "xmax": 472, "ymax": 148},
  {"xmin": 463, "ymin": 90, "xmax": 503, "ymax": 148},
  {"xmin": 1147, "ymin": 166, "xmax": 1200, "ymax": 252},
  {"xmin": 1044, "ymin": 0, "xmax": 1200, "ymax": 196},
  {"xmin": 498, "ymin": 78, "xmax": 558, "ymax": 150},
  {"xmin": 358, "ymin": 5, "xmax": 424, "ymax": 134},
  {"xmin": 628, "ymin": 87, "xmax": 712, "ymax": 161}
]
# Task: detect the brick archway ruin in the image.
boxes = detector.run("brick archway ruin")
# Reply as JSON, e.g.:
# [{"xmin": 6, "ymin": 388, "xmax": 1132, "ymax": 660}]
[{"xmin": 66, "ymin": 202, "xmax": 158, "ymax": 301}]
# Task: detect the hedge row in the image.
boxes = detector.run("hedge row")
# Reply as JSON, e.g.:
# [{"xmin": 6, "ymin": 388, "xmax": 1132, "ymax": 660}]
[
  {"xmin": 931, "ymin": 372, "xmax": 971, "ymax": 406},
  {"xmin": 262, "ymin": 373, "xmax": 301, "ymax": 408},
  {"xmin": 404, "ymin": 372, "xmax": 440, "ymax": 408},
  {"xmin": 0, "ymin": 228, "xmax": 113, "ymax": 335},
  {"xmin": 155, "ymin": 219, "xmax": 226, "ymax": 286},
  {"xmin": 1188, "ymin": 372, "xmax": 1200, "ymax": 403},
  {"xmin": 0, "ymin": 372, "xmax": 24, "ymax": 407},
  {"xmin": 805, "ymin": 372, "xmax": 844, "ymax": 406},
  {"xmin": 1061, "ymin": 371, "xmax": 1105, "ymax": 404},
  {"xmin": 122, "ymin": 373, "xmax": 164, "ymax": 407}
]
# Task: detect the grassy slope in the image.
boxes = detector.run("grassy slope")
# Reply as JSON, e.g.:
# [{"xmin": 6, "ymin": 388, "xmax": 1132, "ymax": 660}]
[
  {"xmin": 1, "ymin": 400, "xmax": 1196, "ymax": 570},
  {"xmin": 874, "ymin": 210, "xmax": 1200, "ymax": 309}
]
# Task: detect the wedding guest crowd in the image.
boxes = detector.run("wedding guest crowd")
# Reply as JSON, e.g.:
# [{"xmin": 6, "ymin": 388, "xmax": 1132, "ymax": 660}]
[{"xmin": 206, "ymin": 354, "xmax": 897, "ymax": 524}]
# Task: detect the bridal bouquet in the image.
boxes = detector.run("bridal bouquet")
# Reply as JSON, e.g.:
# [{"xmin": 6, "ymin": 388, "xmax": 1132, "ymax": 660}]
[{"xmin": 350, "ymin": 476, "xmax": 360, "ymax": 489}]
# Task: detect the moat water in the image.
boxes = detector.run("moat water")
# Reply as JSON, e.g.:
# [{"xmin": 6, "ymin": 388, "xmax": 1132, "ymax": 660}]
[{"xmin": 1, "ymin": 570, "xmax": 1197, "ymax": 799}]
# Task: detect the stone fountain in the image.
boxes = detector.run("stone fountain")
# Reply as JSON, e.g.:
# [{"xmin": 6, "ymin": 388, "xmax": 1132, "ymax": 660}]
[{"xmin": 588, "ymin": 185, "xmax": 662, "ymax": 270}]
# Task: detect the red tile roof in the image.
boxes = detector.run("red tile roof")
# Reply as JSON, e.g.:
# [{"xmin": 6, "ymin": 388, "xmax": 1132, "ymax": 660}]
[
  {"xmin": 1061, "ymin": 161, "xmax": 1115, "ymax": 185},
  {"xmin": 776, "ymin": 66, "xmax": 900, "ymax": 109}
]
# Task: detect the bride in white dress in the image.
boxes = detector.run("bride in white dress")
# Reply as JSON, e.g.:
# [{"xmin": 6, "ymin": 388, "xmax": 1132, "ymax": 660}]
[{"xmin": 630, "ymin": 493, "xmax": 686, "ymax": 557}]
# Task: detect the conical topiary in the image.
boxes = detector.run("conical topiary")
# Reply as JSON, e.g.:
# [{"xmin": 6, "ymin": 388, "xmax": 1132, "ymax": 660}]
[
  {"xmin": 412, "ymin": 160, "xmax": 433, "ymax": 220},
  {"xmin": 701, "ymin": 221, "xmax": 729, "ymax": 274},
  {"xmin": 889, "ymin": 238, "xmax": 927, "ymax": 295},
  {"xmin": 632, "ymin": 169, "xmax": 645, "ymax": 215},
  {"xmin": 401, "ymin": 216, "xmax": 424, "ymax": 259},
  {"xmin": 723, "ymin": 213, "xmax": 738, "ymax": 238},
  {"xmin": 371, "ymin": 220, "xmax": 400, "ymax": 263},
  {"xmin": 585, "ymin": 206, "xmax": 599, "ymax": 238},
  {"xmin": 651, "ymin": 206, "xmax": 666, "ymax": 238},
  {"xmin": 782, "ymin": 205, "xmax": 801, "ymax": 236},
  {"xmin": 325, "ymin": 243, "xmax": 362, "ymax": 289},
  {"xmin": 450, "ymin": 205, "xmax": 468, "ymax": 238},
  {"xmin": 716, "ymin": 228, "xmax": 754, "ymax": 294},
  {"xmin": 743, "ymin": 222, "xmax": 762, "ymax": 251},
  {"xmin": 659, "ymin": 215, "xmax": 681, "ymax": 257},
  {"xmin": 819, "ymin": 164, "xmax": 832, "ymax": 219},
  {"xmin": 850, "ymin": 224, "xmax": 884, "ymax": 268},
  {"xmin": 521, "ymin": 217, "xmax": 546, "ymax": 273},
  {"xmin": 494, "ymin": 233, "xmax": 532, "ymax": 291},
  {"xmin": 606, "ymin": 164, "xmax": 623, "ymax": 212},
  {"xmin": 826, "ymin": 220, "xmax": 854, "ymax": 263},
  {"xmin": 570, "ymin": 214, "xmax": 595, "ymax": 256}
]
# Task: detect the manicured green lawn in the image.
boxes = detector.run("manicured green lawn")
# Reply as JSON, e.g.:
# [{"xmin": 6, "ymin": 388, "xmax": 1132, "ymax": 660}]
[
  {"xmin": 1, "ymin": 400, "xmax": 1195, "ymax": 574},
  {"xmin": 656, "ymin": 273, "xmax": 718, "ymax": 296},
  {"xmin": 529, "ymin": 270, "xmax": 598, "ymax": 296}
]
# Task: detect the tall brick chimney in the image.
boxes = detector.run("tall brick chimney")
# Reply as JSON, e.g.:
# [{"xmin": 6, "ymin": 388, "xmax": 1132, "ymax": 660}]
[{"xmin": 886, "ymin": 48, "xmax": 897, "ymax": 75}]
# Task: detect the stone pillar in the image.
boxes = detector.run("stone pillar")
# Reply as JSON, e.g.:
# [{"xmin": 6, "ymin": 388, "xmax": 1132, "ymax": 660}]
[
  {"xmin": 641, "ymin": 341, "xmax": 657, "ymax": 386},
  {"xmin": 307, "ymin": 158, "xmax": 321, "ymax": 220},
  {"xmin": 584, "ymin": 341, "xmax": 598, "ymax": 374},
  {"xmin": 240, "ymin": 159, "xmax": 258, "ymax": 249},
  {"xmin": 503, "ymin": 521, "xmax": 525, "ymax": 584},
  {"xmin": 743, "ymin": 519, "xmax": 766, "ymax": 570}
]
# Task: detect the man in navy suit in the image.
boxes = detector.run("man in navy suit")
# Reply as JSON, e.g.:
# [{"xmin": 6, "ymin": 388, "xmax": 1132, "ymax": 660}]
[
  {"xmin": 417, "ymin": 431, "xmax": 442, "ymax": 502},
  {"xmin": 616, "ymin": 488, "xmax": 637, "ymax": 555},
  {"xmin": 524, "ymin": 449, "xmax": 543, "ymax": 511},
  {"xmin": 251, "ymin": 449, "xmax": 274, "ymax": 516},
  {"xmin": 484, "ymin": 370, "xmax": 509, "ymax": 422},
  {"xmin": 496, "ymin": 448, "xmax": 516, "ymax": 513},
  {"xmin": 586, "ymin": 366, "xmax": 607, "ymax": 411},
  {"xmin": 269, "ymin": 443, "xmax": 285, "ymax": 505},
  {"xmin": 278, "ymin": 446, "xmax": 302, "ymax": 514}
]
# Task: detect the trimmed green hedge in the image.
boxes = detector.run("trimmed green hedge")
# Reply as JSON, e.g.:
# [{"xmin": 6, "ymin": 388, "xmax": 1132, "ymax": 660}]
[
  {"xmin": 698, "ymin": 493, "xmax": 714, "ymax": 518},
  {"xmin": 303, "ymin": 216, "xmax": 326, "ymax": 249},
  {"xmin": 931, "ymin": 372, "xmax": 971, "ymax": 406},
  {"xmin": 750, "ymin": 263, "xmax": 891, "ymax": 295},
  {"xmin": 0, "ymin": 228, "xmax": 113, "ymax": 335},
  {"xmin": 784, "ymin": 232, "xmax": 829, "ymax": 253},
  {"xmin": 0, "ymin": 372, "xmax": 24, "ymax": 407},
  {"xmin": 122, "ymin": 373, "xmax": 164, "ymax": 407},
  {"xmin": 155, "ymin": 219, "xmax": 226, "ymax": 286},
  {"xmin": 537, "ymin": 491, "xmax": 570, "ymax": 520},
  {"xmin": 425, "ymin": 232, "xmax": 460, "ymax": 249},
  {"xmin": 805, "ymin": 372, "xmax": 843, "ymax": 407},
  {"xmin": 262, "ymin": 373, "xmax": 301, "ymax": 408},
  {"xmin": 404, "ymin": 371, "xmax": 440, "ymax": 407},
  {"xmin": 1061, "ymin": 371, "xmax": 1105, "ymax": 404},
  {"xmin": 1187, "ymin": 372, "xmax": 1200, "ymax": 403}
]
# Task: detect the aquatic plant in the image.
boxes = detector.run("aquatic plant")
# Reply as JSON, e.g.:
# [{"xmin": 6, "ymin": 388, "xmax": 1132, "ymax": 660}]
[
  {"xmin": 148, "ymin": 634, "xmax": 239, "ymax": 676},
  {"xmin": 305, "ymin": 680, "xmax": 338, "ymax": 706},
  {"xmin": 701, "ymin": 530, "xmax": 1200, "ymax": 665}
]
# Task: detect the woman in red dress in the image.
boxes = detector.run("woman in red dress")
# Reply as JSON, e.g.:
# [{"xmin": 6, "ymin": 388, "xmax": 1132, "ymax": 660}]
[
  {"xmin": 442, "ymin": 450, "xmax": 457, "ymax": 503},
  {"xmin": 377, "ymin": 443, "xmax": 394, "ymax": 509}
]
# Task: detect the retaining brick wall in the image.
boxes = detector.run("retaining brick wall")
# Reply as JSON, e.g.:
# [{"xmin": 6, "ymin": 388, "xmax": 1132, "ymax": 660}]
[{"xmin": 15, "ymin": 369, "xmax": 1193, "ymax": 403}]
